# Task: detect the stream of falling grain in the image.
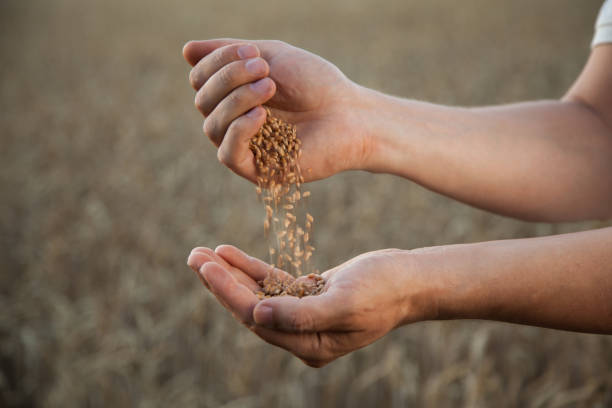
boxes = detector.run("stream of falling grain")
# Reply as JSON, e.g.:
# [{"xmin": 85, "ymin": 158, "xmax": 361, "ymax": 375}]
[{"xmin": 249, "ymin": 107, "xmax": 315, "ymax": 277}]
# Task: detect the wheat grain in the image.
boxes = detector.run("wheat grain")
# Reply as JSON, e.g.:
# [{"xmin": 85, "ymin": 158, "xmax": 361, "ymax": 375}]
[{"xmin": 249, "ymin": 106, "xmax": 320, "ymax": 284}]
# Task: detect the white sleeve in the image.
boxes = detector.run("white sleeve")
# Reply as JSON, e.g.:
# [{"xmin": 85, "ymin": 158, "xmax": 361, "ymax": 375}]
[{"xmin": 592, "ymin": 0, "xmax": 612, "ymax": 47}]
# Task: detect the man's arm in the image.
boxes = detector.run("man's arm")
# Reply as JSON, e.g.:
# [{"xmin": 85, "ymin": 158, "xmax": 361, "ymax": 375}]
[
  {"xmin": 416, "ymin": 226, "xmax": 612, "ymax": 333},
  {"xmin": 187, "ymin": 227, "xmax": 612, "ymax": 367},
  {"xmin": 184, "ymin": 41, "xmax": 612, "ymax": 222},
  {"xmin": 359, "ymin": 45, "xmax": 612, "ymax": 222}
]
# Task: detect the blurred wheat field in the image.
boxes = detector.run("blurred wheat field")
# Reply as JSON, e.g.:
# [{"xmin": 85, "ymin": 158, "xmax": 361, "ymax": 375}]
[{"xmin": 1, "ymin": 0, "xmax": 612, "ymax": 406}]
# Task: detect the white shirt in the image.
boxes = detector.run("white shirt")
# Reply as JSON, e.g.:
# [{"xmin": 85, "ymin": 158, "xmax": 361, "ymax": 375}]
[{"xmin": 593, "ymin": 0, "xmax": 612, "ymax": 47}]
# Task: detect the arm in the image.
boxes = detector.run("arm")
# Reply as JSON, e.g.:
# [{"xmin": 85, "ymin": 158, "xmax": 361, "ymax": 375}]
[
  {"xmin": 187, "ymin": 227, "xmax": 612, "ymax": 367},
  {"xmin": 183, "ymin": 41, "xmax": 612, "ymax": 222},
  {"xmin": 416, "ymin": 226, "xmax": 612, "ymax": 333},
  {"xmin": 359, "ymin": 45, "xmax": 612, "ymax": 222}
]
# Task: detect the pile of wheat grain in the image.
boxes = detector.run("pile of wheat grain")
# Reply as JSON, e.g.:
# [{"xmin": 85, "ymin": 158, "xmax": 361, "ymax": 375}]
[{"xmin": 256, "ymin": 272, "xmax": 325, "ymax": 299}]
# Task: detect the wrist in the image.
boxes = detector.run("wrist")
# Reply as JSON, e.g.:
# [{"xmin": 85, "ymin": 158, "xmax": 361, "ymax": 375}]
[
  {"xmin": 348, "ymin": 84, "xmax": 424, "ymax": 176},
  {"xmin": 348, "ymin": 85, "xmax": 474, "ymax": 181},
  {"xmin": 414, "ymin": 242, "xmax": 507, "ymax": 325},
  {"xmin": 348, "ymin": 84, "xmax": 393, "ymax": 173},
  {"xmin": 403, "ymin": 243, "xmax": 488, "ymax": 325},
  {"xmin": 391, "ymin": 248, "xmax": 446, "ymax": 326}
]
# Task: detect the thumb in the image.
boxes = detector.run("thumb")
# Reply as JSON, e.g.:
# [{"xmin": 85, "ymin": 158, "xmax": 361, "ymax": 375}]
[{"xmin": 253, "ymin": 291, "xmax": 353, "ymax": 333}]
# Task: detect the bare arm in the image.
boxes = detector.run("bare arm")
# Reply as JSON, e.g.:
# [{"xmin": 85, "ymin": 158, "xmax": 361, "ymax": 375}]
[
  {"xmin": 360, "ymin": 45, "xmax": 612, "ymax": 221},
  {"xmin": 417, "ymin": 226, "xmax": 612, "ymax": 333},
  {"xmin": 183, "ymin": 40, "xmax": 612, "ymax": 368},
  {"xmin": 187, "ymin": 226, "xmax": 612, "ymax": 367},
  {"xmin": 184, "ymin": 42, "xmax": 612, "ymax": 222}
]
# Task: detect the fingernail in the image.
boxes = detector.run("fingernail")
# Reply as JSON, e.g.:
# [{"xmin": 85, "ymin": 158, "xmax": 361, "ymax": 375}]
[
  {"xmin": 250, "ymin": 78, "xmax": 270, "ymax": 94},
  {"xmin": 187, "ymin": 251, "xmax": 204, "ymax": 269},
  {"xmin": 245, "ymin": 58, "xmax": 265, "ymax": 74},
  {"xmin": 237, "ymin": 44, "xmax": 258, "ymax": 59},
  {"xmin": 254, "ymin": 304, "xmax": 274, "ymax": 327}
]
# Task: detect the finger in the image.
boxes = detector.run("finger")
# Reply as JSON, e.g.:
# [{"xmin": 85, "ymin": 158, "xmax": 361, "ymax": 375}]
[
  {"xmin": 216, "ymin": 106, "xmax": 266, "ymax": 180},
  {"xmin": 299, "ymin": 358, "xmax": 332, "ymax": 368},
  {"xmin": 188, "ymin": 247, "xmax": 260, "ymax": 292},
  {"xmin": 183, "ymin": 38, "xmax": 245, "ymax": 66},
  {"xmin": 252, "ymin": 291, "xmax": 353, "ymax": 333},
  {"xmin": 189, "ymin": 43, "xmax": 259, "ymax": 90},
  {"xmin": 187, "ymin": 247, "xmax": 216, "ymax": 271},
  {"xmin": 251, "ymin": 326, "xmax": 321, "ymax": 360},
  {"xmin": 187, "ymin": 248, "xmax": 215, "ymax": 289},
  {"xmin": 215, "ymin": 244, "xmax": 272, "ymax": 281},
  {"xmin": 200, "ymin": 262, "xmax": 258, "ymax": 326},
  {"xmin": 251, "ymin": 326, "xmax": 337, "ymax": 366},
  {"xmin": 194, "ymin": 261, "xmax": 231, "ymax": 311},
  {"xmin": 189, "ymin": 247, "xmax": 234, "ymax": 274},
  {"xmin": 195, "ymin": 57, "xmax": 269, "ymax": 116},
  {"xmin": 214, "ymin": 244, "xmax": 293, "ymax": 282},
  {"xmin": 203, "ymin": 77, "xmax": 276, "ymax": 146}
]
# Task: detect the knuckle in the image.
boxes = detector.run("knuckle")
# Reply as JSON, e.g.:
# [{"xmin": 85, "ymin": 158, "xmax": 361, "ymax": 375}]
[
  {"xmin": 224, "ymin": 90, "xmax": 241, "ymax": 108},
  {"xmin": 203, "ymin": 118, "xmax": 217, "ymax": 141},
  {"xmin": 194, "ymin": 91, "xmax": 204, "ymax": 111},
  {"xmin": 289, "ymin": 310, "xmax": 312, "ymax": 332},
  {"xmin": 226, "ymin": 116, "xmax": 249, "ymax": 138},
  {"xmin": 288, "ymin": 311, "xmax": 303, "ymax": 331},
  {"xmin": 188, "ymin": 69, "xmax": 199, "ymax": 89},
  {"xmin": 194, "ymin": 90, "xmax": 212, "ymax": 116},
  {"xmin": 217, "ymin": 66, "xmax": 233, "ymax": 87},
  {"xmin": 211, "ymin": 48, "xmax": 227, "ymax": 68},
  {"xmin": 217, "ymin": 146, "xmax": 230, "ymax": 165}
]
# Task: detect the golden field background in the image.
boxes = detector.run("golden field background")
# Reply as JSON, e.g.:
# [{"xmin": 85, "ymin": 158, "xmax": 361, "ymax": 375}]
[{"xmin": 1, "ymin": 0, "xmax": 612, "ymax": 406}]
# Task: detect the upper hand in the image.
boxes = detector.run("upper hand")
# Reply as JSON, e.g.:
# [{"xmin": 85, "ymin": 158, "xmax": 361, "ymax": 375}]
[
  {"xmin": 187, "ymin": 245, "xmax": 431, "ymax": 367},
  {"xmin": 182, "ymin": 39, "xmax": 372, "ymax": 183}
]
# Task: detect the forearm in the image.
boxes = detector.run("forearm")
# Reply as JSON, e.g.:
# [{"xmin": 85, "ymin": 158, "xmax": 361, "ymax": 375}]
[
  {"xmin": 411, "ymin": 227, "xmax": 612, "ymax": 333},
  {"xmin": 356, "ymin": 86, "xmax": 612, "ymax": 221}
]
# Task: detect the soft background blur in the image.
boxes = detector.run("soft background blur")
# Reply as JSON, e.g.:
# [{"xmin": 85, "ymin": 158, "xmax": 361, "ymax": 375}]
[{"xmin": 1, "ymin": 0, "xmax": 611, "ymax": 406}]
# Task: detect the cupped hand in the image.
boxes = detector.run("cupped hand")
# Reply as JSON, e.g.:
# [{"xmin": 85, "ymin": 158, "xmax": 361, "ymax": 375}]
[
  {"xmin": 183, "ymin": 39, "xmax": 371, "ymax": 183},
  {"xmin": 187, "ymin": 245, "xmax": 432, "ymax": 367}
]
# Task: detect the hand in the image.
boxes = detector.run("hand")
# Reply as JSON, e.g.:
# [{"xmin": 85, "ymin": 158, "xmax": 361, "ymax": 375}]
[
  {"xmin": 182, "ymin": 39, "xmax": 372, "ymax": 183},
  {"xmin": 187, "ymin": 245, "xmax": 432, "ymax": 367}
]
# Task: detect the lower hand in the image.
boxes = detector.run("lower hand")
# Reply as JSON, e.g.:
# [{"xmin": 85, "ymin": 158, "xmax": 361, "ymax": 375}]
[{"xmin": 187, "ymin": 245, "xmax": 432, "ymax": 367}]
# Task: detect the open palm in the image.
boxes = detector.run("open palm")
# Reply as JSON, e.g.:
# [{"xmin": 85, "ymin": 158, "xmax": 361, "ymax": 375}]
[{"xmin": 187, "ymin": 245, "xmax": 421, "ymax": 367}]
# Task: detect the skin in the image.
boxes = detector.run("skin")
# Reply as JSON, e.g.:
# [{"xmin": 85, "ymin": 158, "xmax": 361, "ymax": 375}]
[
  {"xmin": 182, "ymin": 39, "xmax": 612, "ymax": 367},
  {"xmin": 184, "ymin": 40, "xmax": 368, "ymax": 183}
]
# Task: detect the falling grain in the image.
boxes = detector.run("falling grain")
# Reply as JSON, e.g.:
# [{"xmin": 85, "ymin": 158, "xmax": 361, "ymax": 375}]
[{"xmin": 249, "ymin": 106, "xmax": 319, "ymax": 286}]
